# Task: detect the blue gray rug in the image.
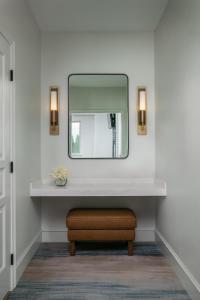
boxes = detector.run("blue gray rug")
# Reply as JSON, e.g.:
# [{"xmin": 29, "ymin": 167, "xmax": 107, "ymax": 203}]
[{"xmin": 9, "ymin": 243, "xmax": 191, "ymax": 300}]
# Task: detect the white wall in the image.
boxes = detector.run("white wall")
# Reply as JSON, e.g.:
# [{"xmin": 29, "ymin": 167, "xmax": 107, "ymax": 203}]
[
  {"xmin": 155, "ymin": 0, "xmax": 200, "ymax": 289},
  {"xmin": 42, "ymin": 32, "xmax": 155, "ymax": 179},
  {"xmin": 0, "ymin": 0, "xmax": 41, "ymax": 281},
  {"xmin": 41, "ymin": 32, "xmax": 156, "ymax": 242}
]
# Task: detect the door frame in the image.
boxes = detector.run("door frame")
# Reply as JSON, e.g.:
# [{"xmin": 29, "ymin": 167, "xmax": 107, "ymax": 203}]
[{"xmin": 0, "ymin": 29, "xmax": 16, "ymax": 290}]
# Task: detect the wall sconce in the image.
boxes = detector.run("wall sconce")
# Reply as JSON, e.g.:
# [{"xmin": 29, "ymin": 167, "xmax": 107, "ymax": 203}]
[
  {"xmin": 50, "ymin": 87, "xmax": 59, "ymax": 135},
  {"xmin": 137, "ymin": 87, "xmax": 147, "ymax": 135}
]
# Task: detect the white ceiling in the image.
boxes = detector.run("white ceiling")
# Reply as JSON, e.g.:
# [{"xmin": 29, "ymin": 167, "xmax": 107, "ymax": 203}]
[{"xmin": 27, "ymin": 0, "xmax": 168, "ymax": 32}]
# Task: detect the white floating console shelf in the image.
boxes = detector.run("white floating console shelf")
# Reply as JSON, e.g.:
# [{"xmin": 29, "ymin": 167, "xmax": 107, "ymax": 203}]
[{"xmin": 30, "ymin": 178, "xmax": 167, "ymax": 197}]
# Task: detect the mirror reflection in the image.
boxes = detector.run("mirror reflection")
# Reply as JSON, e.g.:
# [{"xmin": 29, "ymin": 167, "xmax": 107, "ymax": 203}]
[{"xmin": 68, "ymin": 74, "xmax": 129, "ymax": 159}]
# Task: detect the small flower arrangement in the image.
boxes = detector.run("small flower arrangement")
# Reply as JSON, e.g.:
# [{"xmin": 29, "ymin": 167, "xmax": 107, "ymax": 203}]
[{"xmin": 51, "ymin": 166, "xmax": 68, "ymax": 186}]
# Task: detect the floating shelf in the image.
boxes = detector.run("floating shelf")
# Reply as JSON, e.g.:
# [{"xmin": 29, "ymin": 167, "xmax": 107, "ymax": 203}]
[{"xmin": 30, "ymin": 178, "xmax": 167, "ymax": 197}]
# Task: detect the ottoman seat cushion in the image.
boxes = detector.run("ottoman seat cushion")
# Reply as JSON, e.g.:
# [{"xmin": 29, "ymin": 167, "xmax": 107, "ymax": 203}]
[{"xmin": 67, "ymin": 208, "xmax": 137, "ymax": 230}]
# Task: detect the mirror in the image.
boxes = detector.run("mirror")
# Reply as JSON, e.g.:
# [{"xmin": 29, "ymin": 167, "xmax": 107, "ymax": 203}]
[{"xmin": 68, "ymin": 74, "xmax": 129, "ymax": 159}]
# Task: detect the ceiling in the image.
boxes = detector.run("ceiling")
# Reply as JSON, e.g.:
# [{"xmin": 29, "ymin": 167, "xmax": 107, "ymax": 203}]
[{"xmin": 27, "ymin": 0, "xmax": 168, "ymax": 32}]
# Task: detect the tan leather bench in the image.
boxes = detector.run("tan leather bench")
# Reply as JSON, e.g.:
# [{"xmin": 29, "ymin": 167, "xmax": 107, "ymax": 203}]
[{"xmin": 66, "ymin": 208, "xmax": 137, "ymax": 256}]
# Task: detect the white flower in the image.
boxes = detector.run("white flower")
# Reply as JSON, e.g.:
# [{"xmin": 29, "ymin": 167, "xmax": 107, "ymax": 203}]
[{"xmin": 51, "ymin": 166, "xmax": 68, "ymax": 180}]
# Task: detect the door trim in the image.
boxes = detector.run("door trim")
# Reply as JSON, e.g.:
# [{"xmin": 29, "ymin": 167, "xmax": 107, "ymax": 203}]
[{"xmin": 0, "ymin": 30, "xmax": 16, "ymax": 290}]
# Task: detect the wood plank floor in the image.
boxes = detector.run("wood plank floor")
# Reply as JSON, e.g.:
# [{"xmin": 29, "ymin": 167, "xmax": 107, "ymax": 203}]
[{"xmin": 9, "ymin": 242, "xmax": 191, "ymax": 300}]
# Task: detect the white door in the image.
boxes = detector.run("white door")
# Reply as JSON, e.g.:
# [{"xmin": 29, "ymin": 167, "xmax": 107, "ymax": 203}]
[{"xmin": 0, "ymin": 33, "xmax": 11, "ymax": 299}]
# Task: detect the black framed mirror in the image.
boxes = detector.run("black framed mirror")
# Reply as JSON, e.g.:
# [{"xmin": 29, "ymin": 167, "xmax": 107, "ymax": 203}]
[{"xmin": 68, "ymin": 74, "xmax": 129, "ymax": 159}]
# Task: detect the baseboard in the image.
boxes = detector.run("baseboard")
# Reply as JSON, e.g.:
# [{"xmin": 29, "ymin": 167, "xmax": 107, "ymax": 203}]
[
  {"xmin": 16, "ymin": 231, "xmax": 42, "ymax": 283},
  {"xmin": 42, "ymin": 228, "xmax": 155, "ymax": 242},
  {"xmin": 156, "ymin": 230, "xmax": 200, "ymax": 300}
]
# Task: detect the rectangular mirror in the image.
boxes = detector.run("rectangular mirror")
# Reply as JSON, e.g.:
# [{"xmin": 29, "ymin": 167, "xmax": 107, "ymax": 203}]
[{"xmin": 68, "ymin": 74, "xmax": 129, "ymax": 159}]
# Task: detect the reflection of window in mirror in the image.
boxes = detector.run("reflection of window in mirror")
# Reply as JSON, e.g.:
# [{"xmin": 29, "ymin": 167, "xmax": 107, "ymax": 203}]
[{"xmin": 71, "ymin": 121, "xmax": 81, "ymax": 156}]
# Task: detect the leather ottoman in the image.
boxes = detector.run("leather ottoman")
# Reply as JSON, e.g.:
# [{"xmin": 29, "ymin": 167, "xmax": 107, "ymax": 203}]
[{"xmin": 66, "ymin": 208, "xmax": 137, "ymax": 256}]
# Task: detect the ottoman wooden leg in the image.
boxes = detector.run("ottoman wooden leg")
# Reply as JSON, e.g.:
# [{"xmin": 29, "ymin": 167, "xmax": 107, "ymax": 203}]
[
  {"xmin": 69, "ymin": 241, "xmax": 76, "ymax": 256},
  {"xmin": 128, "ymin": 241, "xmax": 133, "ymax": 256}
]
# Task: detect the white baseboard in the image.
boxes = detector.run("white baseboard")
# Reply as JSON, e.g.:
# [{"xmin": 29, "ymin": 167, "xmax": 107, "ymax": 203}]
[
  {"xmin": 156, "ymin": 230, "xmax": 200, "ymax": 300},
  {"xmin": 42, "ymin": 228, "xmax": 155, "ymax": 242},
  {"xmin": 16, "ymin": 231, "xmax": 42, "ymax": 283}
]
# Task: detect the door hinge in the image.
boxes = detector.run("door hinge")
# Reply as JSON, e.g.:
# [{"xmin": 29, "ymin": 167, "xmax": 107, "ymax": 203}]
[
  {"xmin": 10, "ymin": 69, "xmax": 14, "ymax": 82},
  {"xmin": 10, "ymin": 161, "xmax": 14, "ymax": 173},
  {"xmin": 10, "ymin": 254, "xmax": 14, "ymax": 266}
]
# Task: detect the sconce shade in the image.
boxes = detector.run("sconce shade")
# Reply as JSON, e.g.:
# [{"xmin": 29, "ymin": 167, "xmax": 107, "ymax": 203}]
[
  {"xmin": 137, "ymin": 87, "xmax": 147, "ymax": 135},
  {"xmin": 139, "ymin": 90, "xmax": 146, "ymax": 111},
  {"xmin": 50, "ymin": 90, "xmax": 58, "ymax": 111},
  {"xmin": 50, "ymin": 87, "xmax": 59, "ymax": 135}
]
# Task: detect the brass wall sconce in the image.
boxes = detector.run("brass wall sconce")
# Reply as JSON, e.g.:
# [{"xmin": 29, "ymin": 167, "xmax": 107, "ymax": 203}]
[
  {"xmin": 137, "ymin": 87, "xmax": 147, "ymax": 135},
  {"xmin": 50, "ymin": 87, "xmax": 59, "ymax": 135}
]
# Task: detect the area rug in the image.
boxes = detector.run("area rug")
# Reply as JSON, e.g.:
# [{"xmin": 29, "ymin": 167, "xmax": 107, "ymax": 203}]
[{"xmin": 9, "ymin": 242, "xmax": 191, "ymax": 300}]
